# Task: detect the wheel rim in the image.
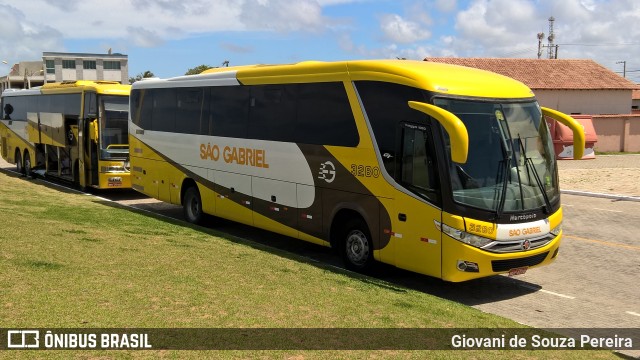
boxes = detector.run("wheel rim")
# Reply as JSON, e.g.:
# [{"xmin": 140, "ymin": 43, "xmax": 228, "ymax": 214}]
[
  {"xmin": 15, "ymin": 152, "xmax": 22, "ymax": 173},
  {"xmin": 346, "ymin": 230, "xmax": 369, "ymax": 266},
  {"xmin": 24, "ymin": 154, "xmax": 31, "ymax": 175},
  {"xmin": 188, "ymin": 194, "xmax": 200, "ymax": 220}
]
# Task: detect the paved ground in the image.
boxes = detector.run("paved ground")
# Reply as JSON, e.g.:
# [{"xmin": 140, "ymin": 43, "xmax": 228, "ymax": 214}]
[{"xmin": 557, "ymin": 154, "xmax": 640, "ymax": 198}]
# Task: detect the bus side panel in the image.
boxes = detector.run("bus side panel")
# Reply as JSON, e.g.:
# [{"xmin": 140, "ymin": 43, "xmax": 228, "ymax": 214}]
[
  {"xmin": 213, "ymin": 170, "xmax": 253, "ymax": 227},
  {"xmin": 322, "ymin": 188, "xmax": 383, "ymax": 254},
  {"xmin": 296, "ymin": 184, "xmax": 324, "ymax": 241},
  {"xmin": 252, "ymin": 177, "xmax": 298, "ymax": 238},
  {"xmin": 388, "ymin": 193, "xmax": 442, "ymax": 277},
  {"xmin": 198, "ymin": 177, "xmax": 216, "ymax": 216},
  {"xmin": 129, "ymin": 135, "xmax": 159, "ymax": 197},
  {"xmin": 0, "ymin": 120, "xmax": 34, "ymax": 165},
  {"xmin": 38, "ymin": 112, "xmax": 66, "ymax": 147}
]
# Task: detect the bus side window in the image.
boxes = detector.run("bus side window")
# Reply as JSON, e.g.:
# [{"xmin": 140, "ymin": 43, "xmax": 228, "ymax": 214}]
[
  {"xmin": 296, "ymin": 82, "xmax": 358, "ymax": 147},
  {"xmin": 176, "ymin": 87, "xmax": 204, "ymax": 135},
  {"xmin": 355, "ymin": 81, "xmax": 426, "ymax": 179},
  {"xmin": 248, "ymin": 85, "xmax": 296, "ymax": 142},
  {"xmin": 152, "ymin": 88, "xmax": 177, "ymax": 132},
  {"xmin": 210, "ymin": 86, "xmax": 250, "ymax": 138},
  {"xmin": 400, "ymin": 124, "xmax": 440, "ymax": 204},
  {"xmin": 83, "ymin": 92, "xmax": 96, "ymax": 119}
]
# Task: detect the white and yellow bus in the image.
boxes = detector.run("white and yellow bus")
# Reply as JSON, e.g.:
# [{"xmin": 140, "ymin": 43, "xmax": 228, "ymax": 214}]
[
  {"xmin": 128, "ymin": 60, "xmax": 584, "ymax": 282},
  {"xmin": 1, "ymin": 81, "xmax": 131, "ymax": 189}
]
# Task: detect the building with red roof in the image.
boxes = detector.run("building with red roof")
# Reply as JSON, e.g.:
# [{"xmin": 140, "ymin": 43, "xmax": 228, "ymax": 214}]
[{"xmin": 424, "ymin": 57, "xmax": 638, "ymax": 115}]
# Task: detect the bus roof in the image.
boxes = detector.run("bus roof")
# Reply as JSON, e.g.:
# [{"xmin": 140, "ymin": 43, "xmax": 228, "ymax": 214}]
[
  {"xmin": 194, "ymin": 60, "xmax": 534, "ymax": 99},
  {"xmin": 40, "ymin": 80, "xmax": 131, "ymax": 96},
  {"xmin": 1, "ymin": 88, "xmax": 41, "ymax": 97}
]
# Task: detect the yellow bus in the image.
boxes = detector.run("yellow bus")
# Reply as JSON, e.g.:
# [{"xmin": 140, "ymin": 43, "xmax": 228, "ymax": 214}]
[
  {"xmin": 128, "ymin": 60, "xmax": 585, "ymax": 282},
  {"xmin": 1, "ymin": 81, "xmax": 131, "ymax": 189}
]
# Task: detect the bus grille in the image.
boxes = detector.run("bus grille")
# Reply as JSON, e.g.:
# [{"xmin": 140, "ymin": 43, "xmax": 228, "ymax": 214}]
[
  {"xmin": 491, "ymin": 252, "xmax": 549, "ymax": 272},
  {"xmin": 482, "ymin": 234, "xmax": 554, "ymax": 253}
]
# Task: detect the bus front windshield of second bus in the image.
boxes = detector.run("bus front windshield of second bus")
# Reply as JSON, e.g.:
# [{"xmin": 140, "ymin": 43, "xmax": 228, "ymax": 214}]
[{"xmin": 100, "ymin": 95, "xmax": 129, "ymax": 159}]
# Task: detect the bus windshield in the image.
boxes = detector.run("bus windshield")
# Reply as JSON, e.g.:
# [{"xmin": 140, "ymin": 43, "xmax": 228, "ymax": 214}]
[
  {"xmin": 99, "ymin": 95, "xmax": 129, "ymax": 159},
  {"xmin": 435, "ymin": 98, "xmax": 558, "ymax": 214}
]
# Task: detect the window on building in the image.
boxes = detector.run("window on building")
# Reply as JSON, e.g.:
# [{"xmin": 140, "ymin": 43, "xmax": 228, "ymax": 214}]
[
  {"xmin": 45, "ymin": 60, "xmax": 55, "ymax": 74},
  {"xmin": 103, "ymin": 61, "xmax": 121, "ymax": 70},
  {"xmin": 83, "ymin": 61, "xmax": 96, "ymax": 70},
  {"xmin": 62, "ymin": 60, "xmax": 76, "ymax": 69}
]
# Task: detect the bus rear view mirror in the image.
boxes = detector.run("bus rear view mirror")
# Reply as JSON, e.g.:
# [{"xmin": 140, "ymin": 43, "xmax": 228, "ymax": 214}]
[
  {"xmin": 408, "ymin": 101, "xmax": 469, "ymax": 164},
  {"xmin": 541, "ymin": 107, "xmax": 586, "ymax": 160},
  {"xmin": 89, "ymin": 120, "xmax": 99, "ymax": 142}
]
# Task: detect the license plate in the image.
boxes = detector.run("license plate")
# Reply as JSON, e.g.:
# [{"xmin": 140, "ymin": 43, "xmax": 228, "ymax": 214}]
[{"xmin": 508, "ymin": 267, "xmax": 528, "ymax": 276}]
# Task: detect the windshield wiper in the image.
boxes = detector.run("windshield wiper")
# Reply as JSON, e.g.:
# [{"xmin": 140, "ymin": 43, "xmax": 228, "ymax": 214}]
[
  {"xmin": 517, "ymin": 135, "xmax": 551, "ymax": 214},
  {"xmin": 494, "ymin": 115, "xmax": 512, "ymax": 221}
]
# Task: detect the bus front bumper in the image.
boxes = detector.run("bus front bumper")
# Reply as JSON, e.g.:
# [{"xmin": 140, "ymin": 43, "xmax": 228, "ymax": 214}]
[{"xmin": 441, "ymin": 231, "xmax": 562, "ymax": 282}]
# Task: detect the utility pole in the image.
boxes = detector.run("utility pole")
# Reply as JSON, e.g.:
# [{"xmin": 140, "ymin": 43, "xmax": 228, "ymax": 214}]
[
  {"xmin": 536, "ymin": 17, "xmax": 559, "ymax": 59},
  {"xmin": 616, "ymin": 61, "xmax": 626, "ymax": 78},
  {"xmin": 547, "ymin": 16, "xmax": 556, "ymax": 59}
]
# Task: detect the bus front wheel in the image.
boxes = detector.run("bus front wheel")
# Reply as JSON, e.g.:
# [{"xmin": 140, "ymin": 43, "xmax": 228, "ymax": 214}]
[
  {"xmin": 340, "ymin": 218, "xmax": 374, "ymax": 272},
  {"xmin": 183, "ymin": 186, "xmax": 203, "ymax": 225}
]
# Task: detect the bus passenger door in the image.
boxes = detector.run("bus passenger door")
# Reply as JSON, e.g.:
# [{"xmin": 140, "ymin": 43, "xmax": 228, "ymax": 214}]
[{"xmin": 391, "ymin": 123, "xmax": 442, "ymax": 277}]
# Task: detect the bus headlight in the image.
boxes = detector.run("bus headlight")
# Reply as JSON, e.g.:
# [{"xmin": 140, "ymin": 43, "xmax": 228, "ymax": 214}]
[
  {"xmin": 549, "ymin": 222, "xmax": 562, "ymax": 236},
  {"xmin": 435, "ymin": 221, "xmax": 493, "ymax": 248}
]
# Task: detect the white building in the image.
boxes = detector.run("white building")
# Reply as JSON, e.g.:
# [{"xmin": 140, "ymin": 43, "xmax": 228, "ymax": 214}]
[{"xmin": 1, "ymin": 51, "xmax": 128, "ymax": 91}]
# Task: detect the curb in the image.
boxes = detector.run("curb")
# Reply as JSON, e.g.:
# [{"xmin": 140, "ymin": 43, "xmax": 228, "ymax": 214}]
[{"xmin": 561, "ymin": 189, "xmax": 640, "ymax": 202}]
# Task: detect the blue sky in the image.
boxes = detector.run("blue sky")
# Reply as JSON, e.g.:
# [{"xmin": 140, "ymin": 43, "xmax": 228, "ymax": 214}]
[{"xmin": 1, "ymin": 0, "xmax": 639, "ymax": 82}]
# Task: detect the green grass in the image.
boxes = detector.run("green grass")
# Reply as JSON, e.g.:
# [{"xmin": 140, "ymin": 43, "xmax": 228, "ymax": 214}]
[
  {"xmin": 0, "ymin": 171, "xmax": 619, "ymax": 359},
  {"xmin": 594, "ymin": 151, "xmax": 640, "ymax": 155}
]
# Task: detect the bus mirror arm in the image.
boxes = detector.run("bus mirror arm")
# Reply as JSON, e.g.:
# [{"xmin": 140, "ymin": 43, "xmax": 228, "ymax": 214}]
[
  {"xmin": 540, "ymin": 107, "xmax": 585, "ymax": 160},
  {"xmin": 89, "ymin": 119, "xmax": 99, "ymax": 143},
  {"xmin": 408, "ymin": 101, "xmax": 469, "ymax": 164}
]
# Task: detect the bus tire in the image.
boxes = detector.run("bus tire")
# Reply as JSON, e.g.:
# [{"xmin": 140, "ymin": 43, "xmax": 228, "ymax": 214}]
[
  {"xmin": 340, "ymin": 218, "xmax": 375, "ymax": 272},
  {"xmin": 15, "ymin": 149, "xmax": 23, "ymax": 174},
  {"xmin": 183, "ymin": 185, "xmax": 203, "ymax": 225},
  {"xmin": 23, "ymin": 150, "xmax": 32, "ymax": 178}
]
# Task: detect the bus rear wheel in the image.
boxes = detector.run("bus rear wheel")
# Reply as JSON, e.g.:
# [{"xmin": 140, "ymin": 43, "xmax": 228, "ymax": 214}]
[
  {"xmin": 183, "ymin": 186, "xmax": 203, "ymax": 225},
  {"xmin": 23, "ymin": 150, "xmax": 32, "ymax": 178},
  {"xmin": 15, "ymin": 149, "xmax": 23, "ymax": 174},
  {"xmin": 340, "ymin": 218, "xmax": 374, "ymax": 272}
]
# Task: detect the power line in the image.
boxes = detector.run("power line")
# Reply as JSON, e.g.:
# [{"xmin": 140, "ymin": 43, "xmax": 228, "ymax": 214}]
[{"xmin": 557, "ymin": 43, "xmax": 640, "ymax": 47}]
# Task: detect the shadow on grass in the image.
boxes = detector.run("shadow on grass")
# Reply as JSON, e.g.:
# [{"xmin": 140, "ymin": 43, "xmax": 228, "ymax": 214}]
[{"xmin": 91, "ymin": 195, "xmax": 542, "ymax": 307}]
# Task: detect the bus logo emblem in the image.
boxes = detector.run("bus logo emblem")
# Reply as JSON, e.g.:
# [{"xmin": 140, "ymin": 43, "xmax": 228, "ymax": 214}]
[
  {"xmin": 522, "ymin": 239, "xmax": 531, "ymax": 250},
  {"xmin": 318, "ymin": 161, "xmax": 336, "ymax": 183}
]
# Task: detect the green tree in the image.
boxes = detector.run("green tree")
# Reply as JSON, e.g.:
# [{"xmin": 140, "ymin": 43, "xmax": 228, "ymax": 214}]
[
  {"xmin": 129, "ymin": 70, "xmax": 155, "ymax": 84},
  {"xmin": 185, "ymin": 64, "xmax": 214, "ymax": 75}
]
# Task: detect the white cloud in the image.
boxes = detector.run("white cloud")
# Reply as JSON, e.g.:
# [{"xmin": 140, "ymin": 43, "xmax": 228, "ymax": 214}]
[
  {"xmin": 0, "ymin": 4, "xmax": 64, "ymax": 67},
  {"xmin": 240, "ymin": 0, "xmax": 329, "ymax": 32},
  {"xmin": 435, "ymin": 0, "xmax": 457, "ymax": 13},
  {"xmin": 380, "ymin": 14, "xmax": 431, "ymax": 43},
  {"xmin": 126, "ymin": 26, "xmax": 165, "ymax": 48}
]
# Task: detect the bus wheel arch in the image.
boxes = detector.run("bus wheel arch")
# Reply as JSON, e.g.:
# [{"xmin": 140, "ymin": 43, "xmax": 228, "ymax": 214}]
[
  {"xmin": 181, "ymin": 179, "xmax": 203, "ymax": 224},
  {"xmin": 330, "ymin": 209, "xmax": 375, "ymax": 272}
]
